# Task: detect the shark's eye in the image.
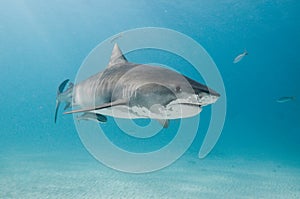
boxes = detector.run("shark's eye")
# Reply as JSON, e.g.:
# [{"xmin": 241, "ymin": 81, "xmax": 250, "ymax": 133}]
[{"xmin": 175, "ymin": 86, "xmax": 182, "ymax": 93}]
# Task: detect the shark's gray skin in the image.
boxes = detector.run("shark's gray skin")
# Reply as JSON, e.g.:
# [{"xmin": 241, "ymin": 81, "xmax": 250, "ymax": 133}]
[{"xmin": 55, "ymin": 44, "xmax": 220, "ymax": 127}]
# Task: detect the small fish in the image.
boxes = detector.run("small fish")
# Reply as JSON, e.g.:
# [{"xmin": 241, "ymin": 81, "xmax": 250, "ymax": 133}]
[
  {"xmin": 77, "ymin": 112, "xmax": 107, "ymax": 123},
  {"xmin": 276, "ymin": 96, "xmax": 296, "ymax": 103},
  {"xmin": 233, "ymin": 50, "xmax": 248, "ymax": 64}
]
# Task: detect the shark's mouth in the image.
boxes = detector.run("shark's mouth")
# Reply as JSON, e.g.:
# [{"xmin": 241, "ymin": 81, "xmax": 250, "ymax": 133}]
[
  {"xmin": 168, "ymin": 93, "xmax": 219, "ymax": 107},
  {"xmin": 196, "ymin": 94, "xmax": 219, "ymax": 106},
  {"xmin": 131, "ymin": 102, "xmax": 203, "ymax": 120}
]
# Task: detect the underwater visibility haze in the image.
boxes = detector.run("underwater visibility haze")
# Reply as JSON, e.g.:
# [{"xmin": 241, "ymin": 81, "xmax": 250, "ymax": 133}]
[{"xmin": 0, "ymin": 1, "xmax": 299, "ymax": 198}]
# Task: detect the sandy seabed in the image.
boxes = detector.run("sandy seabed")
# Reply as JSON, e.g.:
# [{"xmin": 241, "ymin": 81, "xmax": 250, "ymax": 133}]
[{"xmin": 0, "ymin": 152, "xmax": 299, "ymax": 199}]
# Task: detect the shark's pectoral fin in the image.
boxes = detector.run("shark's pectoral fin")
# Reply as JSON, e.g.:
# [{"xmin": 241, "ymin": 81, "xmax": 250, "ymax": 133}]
[
  {"xmin": 77, "ymin": 112, "xmax": 107, "ymax": 123},
  {"xmin": 95, "ymin": 113, "xmax": 107, "ymax": 123},
  {"xmin": 64, "ymin": 99, "xmax": 128, "ymax": 114},
  {"xmin": 156, "ymin": 119, "xmax": 169, "ymax": 128},
  {"xmin": 149, "ymin": 104, "xmax": 169, "ymax": 128}
]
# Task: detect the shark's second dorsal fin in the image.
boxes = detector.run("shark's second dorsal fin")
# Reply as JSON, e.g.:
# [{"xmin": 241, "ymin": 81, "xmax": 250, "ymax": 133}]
[{"xmin": 107, "ymin": 43, "xmax": 128, "ymax": 67}]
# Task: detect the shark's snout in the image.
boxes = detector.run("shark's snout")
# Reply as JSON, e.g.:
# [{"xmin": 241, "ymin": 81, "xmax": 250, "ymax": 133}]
[
  {"xmin": 196, "ymin": 87, "xmax": 220, "ymax": 106},
  {"xmin": 185, "ymin": 77, "xmax": 219, "ymax": 96},
  {"xmin": 182, "ymin": 76, "xmax": 220, "ymax": 106},
  {"xmin": 207, "ymin": 88, "xmax": 220, "ymax": 98}
]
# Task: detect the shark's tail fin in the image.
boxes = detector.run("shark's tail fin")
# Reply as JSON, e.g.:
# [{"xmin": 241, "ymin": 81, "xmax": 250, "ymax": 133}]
[{"xmin": 55, "ymin": 79, "xmax": 73, "ymax": 123}]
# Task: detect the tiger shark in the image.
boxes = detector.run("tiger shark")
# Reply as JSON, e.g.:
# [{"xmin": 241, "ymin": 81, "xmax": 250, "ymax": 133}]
[{"xmin": 55, "ymin": 44, "xmax": 220, "ymax": 127}]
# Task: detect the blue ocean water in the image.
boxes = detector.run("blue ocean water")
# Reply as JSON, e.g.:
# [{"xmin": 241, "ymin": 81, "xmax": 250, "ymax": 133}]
[{"xmin": 0, "ymin": 1, "xmax": 299, "ymax": 198}]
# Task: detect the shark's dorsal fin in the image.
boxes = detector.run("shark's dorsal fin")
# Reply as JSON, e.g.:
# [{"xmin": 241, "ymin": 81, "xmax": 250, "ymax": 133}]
[{"xmin": 107, "ymin": 43, "xmax": 128, "ymax": 67}]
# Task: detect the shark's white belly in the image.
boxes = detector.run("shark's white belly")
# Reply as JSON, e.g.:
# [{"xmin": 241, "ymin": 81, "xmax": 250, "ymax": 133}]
[{"xmin": 91, "ymin": 103, "xmax": 202, "ymax": 119}]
